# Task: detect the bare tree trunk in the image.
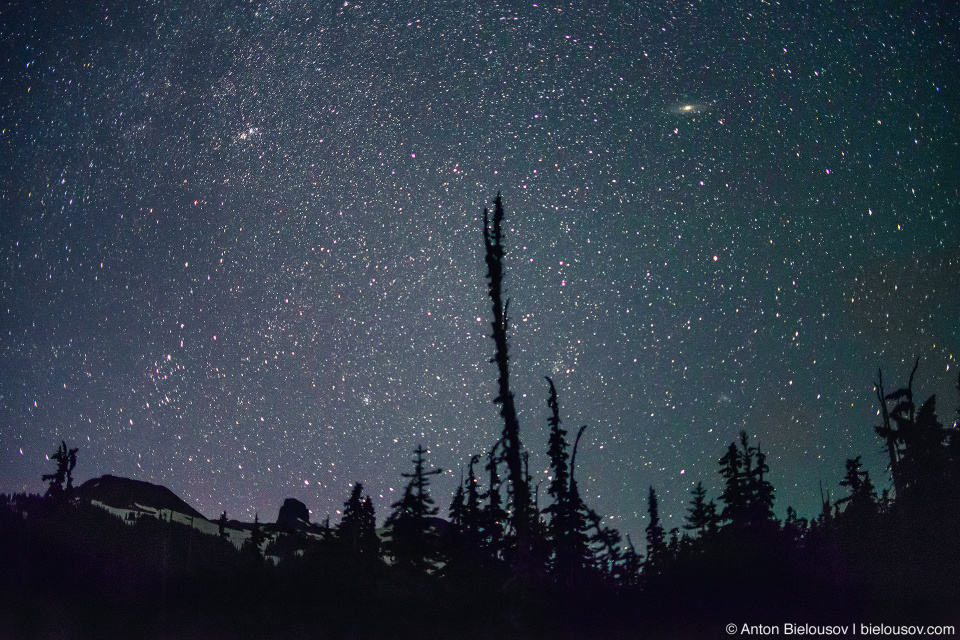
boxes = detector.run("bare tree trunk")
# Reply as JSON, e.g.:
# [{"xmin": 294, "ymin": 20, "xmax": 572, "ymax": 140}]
[
  {"xmin": 482, "ymin": 193, "xmax": 532, "ymax": 563},
  {"xmin": 875, "ymin": 369, "xmax": 902, "ymax": 496}
]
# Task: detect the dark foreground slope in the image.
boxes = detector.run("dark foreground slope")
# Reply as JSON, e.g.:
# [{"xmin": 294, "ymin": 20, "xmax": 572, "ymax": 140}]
[
  {"xmin": 0, "ymin": 493, "xmax": 626, "ymax": 640},
  {"xmin": 3, "ymin": 487, "xmax": 959, "ymax": 640}
]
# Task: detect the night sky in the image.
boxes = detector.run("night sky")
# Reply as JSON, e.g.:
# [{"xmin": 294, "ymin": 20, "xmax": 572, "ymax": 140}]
[{"xmin": 3, "ymin": 0, "xmax": 958, "ymax": 542}]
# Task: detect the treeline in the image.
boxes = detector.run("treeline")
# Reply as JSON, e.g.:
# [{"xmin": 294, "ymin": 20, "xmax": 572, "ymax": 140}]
[
  {"xmin": 370, "ymin": 365, "xmax": 960, "ymax": 629},
  {"xmin": 2, "ymin": 195, "xmax": 959, "ymax": 637},
  {"xmin": 6, "ymin": 361, "xmax": 959, "ymax": 638}
]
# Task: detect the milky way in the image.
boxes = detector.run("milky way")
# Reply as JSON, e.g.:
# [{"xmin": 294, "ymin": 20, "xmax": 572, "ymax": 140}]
[{"xmin": 2, "ymin": 0, "xmax": 958, "ymax": 542}]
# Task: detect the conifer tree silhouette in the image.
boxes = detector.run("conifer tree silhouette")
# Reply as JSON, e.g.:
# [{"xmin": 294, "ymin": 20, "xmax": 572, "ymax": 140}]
[
  {"xmin": 667, "ymin": 527, "xmax": 680, "ymax": 559},
  {"xmin": 339, "ymin": 483, "xmax": 379, "ymax": 556},
  {"xmin": 747, "ymin": 440, "xmax": 776, "ymax": 526},
  {"xmin": 955, "ymin": 370, "xmax": 960, "ymax": 430},
  {"xmin": 815, "ymin": 481, "xmax": 834, "ymax": 533},
  {"xmin": 566, "ymin": 425, "xmax": 592, "ymax": 573},
  {"xmin": 360, "ymin": 496, "xmax": 378, "ymax": 555},
  {"xmin": 447, "ymin": 474, "xmax": 469, "ymax": 567},
  {"xmin": 949, "ymin": 370, "xmax": 960, "ymax": 462},
  {"xmin": 949, "ymin": 371, "xmax": 960, "ymax": 491},
  {"xmin": 684, "ymin": 481, "xmax": 716, "ymax": 538},
  {"xmin": 449, "ymin": 476, "xmax": 466, "ymax": 532},
  {"xmin": 718, "ymin": 432, "xmax": 776, "ymax": 528},
  {"xmin": 242, "ymin": 513, "xmax": 265, "ymax": 559},
  {"xmin": 783, "ymin": 506, "xmax": 807, "ymax": 544},
  {"xmin": 836, "ymin": 456, "xmax": 878, "ymax": 520},
  {"xmin": 447, "ymin": 455, "xmax": 490, "ymax": 572},
  {"xmin": 42, "ymin": 440, "xmax": 78, "ymax": 500},
  {"xmin": 644, "ymin": 486, "xmax": 667, "ymax": 578},
  {"xmin": 543, "ymin": 376, "xmax": 583, "ymax": 584},
  {"xmin": 462, "ymin": 455, "xmax": 485, "ymax": 556},
  {"xmin": 384, "ymin": 445, "xmax": 443, "ymax": 572},
  {"xmin": 544, "ymin": 380, "xmax": 570, "ymax": 501},
  {"xmin": 481, "ymin": 445, "xmax": 507, "ymax": 560},
  {"xmin": 620, "ymin": 533, "xmax": 643, "ymax": 589},
  {"xmin": 464, "ymin": 454, "xmax": 483, "ymax": 535},
  {"xmin": 874, "ymin": 361, "xmax": 955, "ymax": 512},
  {"xmin": 587, "ymin": 509, "xmax": 624, "ymax": 581},
  {"xmin": 874, "ymin": 362, "xmax": 917, "ymax": 497},
  {"xmin": 718, "ymin": 441, "xmax": 747, "ymax": 526},
  {"xmin": 865, "ymin": 362, "xmax": 960, "ymax": 604}
]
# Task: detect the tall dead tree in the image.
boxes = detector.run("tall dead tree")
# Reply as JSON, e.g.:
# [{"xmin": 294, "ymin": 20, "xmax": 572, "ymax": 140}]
[
  {"xmin": 875, "ymin": 359, "xmax": 919, "ymax": 498},
  {"xmin": 482, "ymin": 192, "xmax": 532, "ymax": 560}
]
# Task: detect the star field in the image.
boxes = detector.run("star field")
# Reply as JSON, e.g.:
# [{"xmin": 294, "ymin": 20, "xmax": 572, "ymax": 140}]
[{"xmin": 2, "ymin": 0, "xmax": 959, "ymax": 541}]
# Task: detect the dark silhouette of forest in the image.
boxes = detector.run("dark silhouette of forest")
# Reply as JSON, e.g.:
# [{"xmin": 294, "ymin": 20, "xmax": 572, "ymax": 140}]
[{"xmin": 2, "ymin": 195, "xmax": 959, "ymax": 639}]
